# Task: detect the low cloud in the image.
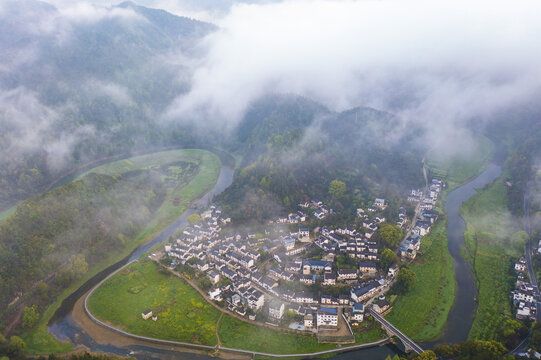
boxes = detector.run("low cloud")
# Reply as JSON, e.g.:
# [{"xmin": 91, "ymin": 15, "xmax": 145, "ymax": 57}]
[
  {"xmin": 82, "ymin": 79, "xmax": 133, "ymax": 106},
  {"xmin": 165, "ymin": 0, "xmax": 541, "ymax": 152},
  {"xmin": 58, "ymin": 2, "xmax": 145, "ymax": 24},
  {"xmin": 0, "ymin": 87, "xmax": 94, "ymax": 171}
]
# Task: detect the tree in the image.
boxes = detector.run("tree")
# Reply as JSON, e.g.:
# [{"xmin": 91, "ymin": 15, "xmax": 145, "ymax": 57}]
[
  {"xmin": 393, "ymin": 268, "xmax": 416, "ymax": 294},
  {"xmin": 379, "ymin": 248, "xmax": 397, "ymax": 273},
  {"xmin": 328, "ymin": 180, "xmax": 346, "ymax": 199},
  {"xmin": 7, "ymin": 336, "xmax": 25, "ymax": 357},
  {"xmin": 510, "ymin": 230, "xmax": 529, "ymax": 253},
  {"xmin": 376, "ymin": 224, "xmax": 403, "ymax": 249},
  {"xmin": 414, "ymin": 351, "xmax": 437, "ymax": 360},
  {"xmin": 22, "ymin": 305, "xmax": 40, "ymax": 329},
  {"xmin": 69, "ymin": 254, "xmax": 88, "ymax": 278},
  {"xmin": 529, "ymin": 321, "xmax": 541, "ymax": 350},
  {"xmin": 187, "ymin": 214, "xmax": 201, "ymax": 226},
  {"xmin": 433, "ymin": 344, "xmax": 454, "ymax": 357}
]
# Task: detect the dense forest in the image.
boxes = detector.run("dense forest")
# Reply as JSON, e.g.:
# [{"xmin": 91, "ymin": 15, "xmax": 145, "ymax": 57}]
[
  {"xmin": 0, "ymin": 171, "xmax": 166, "ymax": 331},
  {"xmin": 217, "ymin": 95, "xmax": 424, "ymax": 222}
]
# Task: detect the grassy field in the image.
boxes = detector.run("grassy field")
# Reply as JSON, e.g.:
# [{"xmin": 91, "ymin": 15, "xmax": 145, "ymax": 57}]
[
  {"xmin": 425, "ymin": 135, "xmax": 494, "ymax": 189},
  {"xmin": 22, "ymin": 149, "xmax": 222, "ymax": 354},
  {"xmin": 89, "ymin": 260, "xmax": 220, "ymax": 345},
  {"xmin": 460, "ymin": 172, "xmax": 523, "ymax": 341},
  {"xmin": 385, "ymin": 219, "xmax": 455, "ymax": 342},
  {"xmin": 218, "ymin": 315, "xmax": 385, "ymax": 354},
  {"xmin": 0, "ymin": 202, "xmax": 19, "ymax": 223},
  {"xmin": 88, "ymin": 260, "xmax": 385, "ymax": 355}
]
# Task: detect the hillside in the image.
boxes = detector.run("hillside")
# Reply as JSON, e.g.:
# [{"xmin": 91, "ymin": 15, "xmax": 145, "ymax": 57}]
[
  {"xmin": 218, "ymin": 95, "xmax": 424, "ymax": 223},
  {"xmin": 0, "ymin": 0, "xmax": 216, "ymax": 209}
]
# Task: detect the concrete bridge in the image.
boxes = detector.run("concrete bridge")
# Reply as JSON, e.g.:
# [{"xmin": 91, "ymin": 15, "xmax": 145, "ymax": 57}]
[{"xmin": 369, "ymin": 307, "xmax": 424, "ymax": 354}]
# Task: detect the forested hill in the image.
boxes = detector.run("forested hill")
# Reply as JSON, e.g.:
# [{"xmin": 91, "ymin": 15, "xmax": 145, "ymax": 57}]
[
  {"xmin": 0, "ymin": 172, "xmax": 166, "ymax": 330},
  {"xmin": 0, "ymin": 1, "xmax": 216, "ymax": 209},
  {"xmin": 218, "ymin": 94, "xmax": 424, "ymax": 222}
]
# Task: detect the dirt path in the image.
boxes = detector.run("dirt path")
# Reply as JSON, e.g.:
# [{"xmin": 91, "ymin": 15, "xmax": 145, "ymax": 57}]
[
  {"xmin": 155, "ymin": 261, "xmax": 277, "ymax": 329},
  {"xmin": 215, "ymin": 313, "xmax": 224, "ymax": 346}
]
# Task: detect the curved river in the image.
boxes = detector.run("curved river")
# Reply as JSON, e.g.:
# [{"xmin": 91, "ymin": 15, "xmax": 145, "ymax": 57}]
[
  {"xmin": 47, "ymin": 157, "xmax": 503, "ymax": 359},
  {"xmin": 422, "ymin": 163, "xmax": 502, "ymax": 348}
]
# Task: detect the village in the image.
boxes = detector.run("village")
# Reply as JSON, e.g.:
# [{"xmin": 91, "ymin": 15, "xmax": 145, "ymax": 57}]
[
  {"xmin": 513, "ymin": 257, "xmax": 538, "ymax": 321},
  {"xmin": 150, "ymin": 179, "xmax": 445, "ymax": 339}
]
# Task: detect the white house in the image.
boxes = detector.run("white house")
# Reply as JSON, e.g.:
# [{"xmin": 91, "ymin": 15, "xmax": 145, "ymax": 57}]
[
  {"xmin": 351, "ymin": 302, "xmax": 364, "ymax": 322},
  {"xmin": 387, "ymin": 264, "xmax": 399, "ymax": 277},
  {"xmin": 317, "ymin": 307, "xmax": 338, "ymax": 327},
  {"xmin": 269, "ymin": 300, "xmax": 285, "ymax": 319}
]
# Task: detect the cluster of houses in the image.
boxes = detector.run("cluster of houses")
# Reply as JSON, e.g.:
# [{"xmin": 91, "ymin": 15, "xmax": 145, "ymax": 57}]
[
  {"xmin": 512, "ymin": 257, "xmax": 537, "ymax": 320},
  {"xmin": 408, "ymin": 179, "xmax": 443, "ymax": 211},
  {"xmin": 299, "ymin": 199, "xmax": 332, "ymax": 220},
  {"xmin": 158, "ymin": 182, "xmax": 450, "ymax": 332},
  {"xmin": 400, "ymin": 179, "xmax": 443, "ymax": 261}
]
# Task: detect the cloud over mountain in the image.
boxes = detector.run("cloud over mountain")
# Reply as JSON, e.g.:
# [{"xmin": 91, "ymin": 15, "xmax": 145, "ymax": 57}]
[{"xmin": 166, "ymin": 0, "xmax": 541, "ymax": 148}]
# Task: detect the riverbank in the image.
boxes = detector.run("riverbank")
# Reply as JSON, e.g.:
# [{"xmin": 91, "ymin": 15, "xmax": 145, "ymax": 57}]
[
  {"xmin": 20, "ymin": 149, "xmax": 222, "ymax": 355},
  {"xmin": 385, "ymin": 219, "xmax": 455, "ymax": 342},
  {"xmin": 460, "ymin": 171, "xmax": 523, "ymax": 341},
  {"xmin": 386, "ymin": 137, "xmax": 495, "ymax": 343}
]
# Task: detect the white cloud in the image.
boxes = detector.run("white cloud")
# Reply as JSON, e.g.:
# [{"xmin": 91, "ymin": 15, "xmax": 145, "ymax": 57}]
[
  {"xmin": 83, "ymin": 79, "xmax": 133, "ymax": 106},
  {"xmin": 0, "ymin": 87, "xmax": 95, "ymax": 170},
  {"xmin": 58, "ymin": 2, "xmax": 146, "ymax": 24},
  {"xmin": 164, "ymin": 0, "xmax": 541, "ymax": 141}
]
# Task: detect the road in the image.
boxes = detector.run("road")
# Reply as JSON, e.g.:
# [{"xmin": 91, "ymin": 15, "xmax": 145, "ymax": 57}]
[
  {"xmin": 369, "ymin": 308, "xmax": 423, "ymax": 354},
  {"xmin": 523, "ymin": 180, "xmax": 541, "ymax": 314},
  {"xmin": 511, "ymin": 180, "xmax": 541, "ymax": 356},
  {"xmin": 402, "ymin": 161, "xmax": 429, "ymax": 243}
]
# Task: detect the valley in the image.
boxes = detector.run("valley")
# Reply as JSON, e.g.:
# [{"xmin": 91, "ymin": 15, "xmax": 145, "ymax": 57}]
[{"xmin": 1, "ymin": 1, "xmax": 541, "ymax": 360}]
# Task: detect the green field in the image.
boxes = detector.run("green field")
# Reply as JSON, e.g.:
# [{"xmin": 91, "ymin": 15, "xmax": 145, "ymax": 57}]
[
  {"xmin": 89, "ymin": 260, "xmax": 220, "ymax": 344},
  {"xmin": 218, "ymin": 314, "xmax": 385, "ymax": 354},
  {"xmin": 385, "ymin": 219, "xmax": 455, "ymax": 342},
  {"xmin": 22, "ymin": 149, "xmax": 222, "ymax": 354},
  {"xmin": 89, "ymin": 260, "xmax": 385, "ymax": 354},
  {"xmin": 460, "ymin": 172, "xmax": 523, "ymax": 341},
  {"xmin": 0, "ymin": 202, "xmax": 18, "ymax": 223},
  {"xmin": 426, "ymin": 135, "xmax": 494, "ymax": 189}
]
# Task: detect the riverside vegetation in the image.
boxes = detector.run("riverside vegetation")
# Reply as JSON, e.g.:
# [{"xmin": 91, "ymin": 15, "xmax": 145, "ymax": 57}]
[
  {"xmin": 0, "ymin": 149, "xmax": 221, "ymax": 354},
  {"xmin": 385, "ymin": 136, "xmax": 495, "ymax": 342},
  {"xmin": 461, "ymin": 172, "xmax": 527, "ymax": 344}
]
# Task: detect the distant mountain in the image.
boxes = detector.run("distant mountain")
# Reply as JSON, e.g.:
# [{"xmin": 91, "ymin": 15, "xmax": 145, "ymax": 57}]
[{"xmin": 0, "ymin": 0, "xmax": 217, "ymax": 208}]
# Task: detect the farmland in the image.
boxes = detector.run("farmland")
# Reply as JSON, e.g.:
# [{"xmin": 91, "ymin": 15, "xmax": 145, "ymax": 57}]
[
  {"xmin": 385, "ymin": 220, "xmax": 455, "ymax": 342},
  {"xmin": 460, "ymin": 172, "xmax": 523, "ymax": 341}
]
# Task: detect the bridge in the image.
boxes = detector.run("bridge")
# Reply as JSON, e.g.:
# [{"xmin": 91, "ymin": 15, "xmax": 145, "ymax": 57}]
[{"xmin": 369, "ymin": 307, "xmax": 424, "ymax": 354}]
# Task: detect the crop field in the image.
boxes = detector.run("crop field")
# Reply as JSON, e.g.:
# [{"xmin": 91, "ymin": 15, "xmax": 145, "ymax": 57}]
[
  {"xmin": 88, "ymin": 260, "xmax": 221, "ymax": 345},
  {"xmin": 385, "ymin": 220, "xmax": 455, "ymax": 342},
  {"xmin": 218, "ymin": 315, "xmax": 385, "ymax": 354},
  {"xmin": 461, "ymin": 173, "xmax": 523, "ymax": 341},
  {"xmin": 89, "ymin": 259, "xmax": 386, "ymax": 355}
]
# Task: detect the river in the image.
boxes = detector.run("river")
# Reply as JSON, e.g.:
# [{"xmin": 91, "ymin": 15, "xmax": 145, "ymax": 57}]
[{"xmin": 47, "ymin": 157, "xmax": 504, "ymax": 359}]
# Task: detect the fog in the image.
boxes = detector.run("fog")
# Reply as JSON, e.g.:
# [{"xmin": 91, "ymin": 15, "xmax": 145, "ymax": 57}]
[
  {"xmin": 165, "ymin": 0, "xmax": 541, "ymax": 153},
  {"xmin": 2, "ymin": 0, "xmax": 541, "ymax": 169}
]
